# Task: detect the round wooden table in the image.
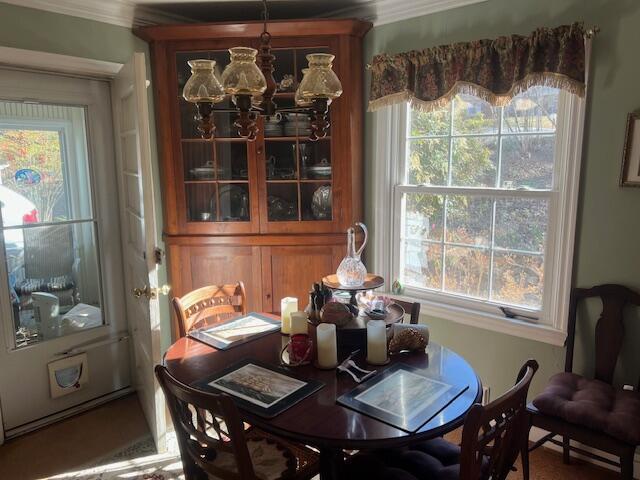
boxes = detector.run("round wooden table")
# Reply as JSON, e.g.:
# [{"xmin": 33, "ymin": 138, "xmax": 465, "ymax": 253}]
[{"xmin": 164, "ymin": 317, "xmax": 482, "ymax": 479}]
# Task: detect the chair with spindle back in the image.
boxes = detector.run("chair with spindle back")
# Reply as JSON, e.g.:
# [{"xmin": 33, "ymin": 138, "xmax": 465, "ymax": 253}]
[
  {"xmin": 344, "ymin": 359, "xmax": 539, "ymax": 480},
  {"xmin": 156, "ymin": 365, "xmax": 319, "ymax": 480},
  {"xmin": 388, "ymin": 297, "xmax": 421, "ymax": 324},
  {"xmin": 525, "ymin": 284, "xmax": 640, "ymax": 480},
  {"xmin": 173, "ymin": 283, "xmax": 247, "ymax": 338}
]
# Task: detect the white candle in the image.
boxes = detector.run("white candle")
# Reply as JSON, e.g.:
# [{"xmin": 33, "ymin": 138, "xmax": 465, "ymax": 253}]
[
  {"xmin": 290, "ymin": 311, "xmax": 309, "ymax": 336},
  {"xmin": 367, "ymin": 320, "xmax": 388, "ymax": 364},
  {"xmin": 280, "ymin": 297, "xmax": 298, "ymax": 334},
  {"xmin": 316, "ymin": 323, "xmax": 337, "ymax": 368}
]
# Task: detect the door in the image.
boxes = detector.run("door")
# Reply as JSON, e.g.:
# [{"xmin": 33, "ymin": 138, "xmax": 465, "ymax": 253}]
[
  {"xmin": 112, "ymin": 53, "xmax": 167, "ymax": 452},
  {"xmin": 261, "ymin": 245, "xmax": 343, "ymax": 312},
  {"xmin": 0, "ymin": 69, "xmax": 130, "ymax": 438}
]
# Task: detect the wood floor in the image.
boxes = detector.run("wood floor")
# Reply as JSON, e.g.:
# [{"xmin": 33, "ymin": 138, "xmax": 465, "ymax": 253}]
[
  {"xmin": 0, "ymin": 393, "xmax": 629, "ymax": 480},
  {"xmin": 0, "ymin": 395, "xmax": 150, "ymax": 480}
]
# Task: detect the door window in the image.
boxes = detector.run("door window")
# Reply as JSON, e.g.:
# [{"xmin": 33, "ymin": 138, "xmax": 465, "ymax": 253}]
[{"xmin": 0, "ymin": 102, "xmax": 103, "ymax": 347}]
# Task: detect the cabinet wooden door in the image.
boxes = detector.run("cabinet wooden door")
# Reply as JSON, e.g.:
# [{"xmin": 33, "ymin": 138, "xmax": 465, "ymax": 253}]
[
  {"xmin": 170, "ymin": 244, "xmax": 263, "ymax": 312},
  {"xmin": 261, "ymin": 245, "xmax": 343, "ymax": 312},
  {"xmin": 167, "ymin": 41, "xmax": 261, "ymax": 236}
]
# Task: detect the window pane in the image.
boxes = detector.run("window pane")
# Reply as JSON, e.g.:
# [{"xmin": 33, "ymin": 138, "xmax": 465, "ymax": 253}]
[
  {"xmin": 500, "ymin": 134, "xmax": 555, "ymax": 189},
  {"xmin": 5, "ymin": 222, "xmax": 103, "ymax": 347},
  {"xmin": 504, "ymin": 86, "xmax": 559, "ymax": 133},
  {"xmin": 491, "ymin": 251, "xmax": 543, "ymax": 308},
  {"xmin": 495, "ymin": 198, "xmax": 548, "ymax": 252},
  {"xmin": 444, "ymin": 246, "xmax": 490, "ymax": 299},
  {"xmin": 407, "ymin": 138, "xmax": 449, "ymax": 185},
  {"xmin": 403, "ymin": 193, "xmax": 444, "ymax": 241},
  {"xmin": 446, "ymin": 196, "xmax": 492, "ymax": 246},
  {"xmin": 401, "ymin": 240, "xmax": 442, "ymax": 290},
  {"xmin": 451, "ymin": 136, "xmax": 498, "ymax": 187},
  {"xmin": 0, "ymin": 128, "xmax": 91, "ymax": 226},
  {"xmin": 453, "ymin": 94, "xmax": 499, "ymax": 135},
  {"xmin": 410, "ymin": 107, "xmax": 450, "ymax": 137}
]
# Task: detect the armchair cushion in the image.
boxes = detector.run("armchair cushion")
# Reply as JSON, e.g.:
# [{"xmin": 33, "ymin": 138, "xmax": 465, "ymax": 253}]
[
  {"xmin": 16, "ymin": 274, "xmax": 74, "ymax": 295},
  {"xmin": 532, "ymin": 372, "xmax": 640, "ymax": 445}
]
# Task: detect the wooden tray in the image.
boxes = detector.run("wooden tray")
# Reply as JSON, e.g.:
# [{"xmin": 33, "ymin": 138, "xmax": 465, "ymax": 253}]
[{"xmin": 322, "ymin": 274, "xmax": 384, "ymax": 292}]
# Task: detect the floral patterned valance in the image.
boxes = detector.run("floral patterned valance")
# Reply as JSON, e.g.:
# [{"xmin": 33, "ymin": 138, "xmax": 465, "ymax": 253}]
[{"xmin": 368, "ymin": 23, "xmax": 587, "ymax": 112}]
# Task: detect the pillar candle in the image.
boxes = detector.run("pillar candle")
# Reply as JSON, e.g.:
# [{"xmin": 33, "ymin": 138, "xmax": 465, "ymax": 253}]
[
  {"xmin": 290, "ymin": 311, "xmax": 309, "ymax": 336},
  {"xmin": 316, "ymin": 323, "xmax": 337, "ymax": 368},
  {"xmin": 367, "ymin": 319, "xmax": 388, "ymax": 364},
  {"xmin": 280, "ymin": 297, "xmax": 298, "ymax": 334}
]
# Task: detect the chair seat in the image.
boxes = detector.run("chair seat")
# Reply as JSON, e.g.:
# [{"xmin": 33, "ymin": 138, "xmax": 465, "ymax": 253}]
[
  {"xmin": 344, "ymin": 437, "xmax": 484, "ymax": 480},
  {"xmin": 211, "ymin": 428, "xmax": 318, "ymax": 480},
  {"xmin": 532, "ymin": 372, "xmax": 640, "ymax": 445}
]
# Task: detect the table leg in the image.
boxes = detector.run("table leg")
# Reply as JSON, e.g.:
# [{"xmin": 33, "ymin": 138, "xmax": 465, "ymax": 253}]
[{"xmin": 319, "ymin": 447, "xmax": 343, "ymax": 480}]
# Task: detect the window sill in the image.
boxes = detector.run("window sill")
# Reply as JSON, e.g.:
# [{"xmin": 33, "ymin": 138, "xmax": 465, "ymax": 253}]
[{"xmin": 388, "ymin": 292, "xmax": 567, "ymax": 346}]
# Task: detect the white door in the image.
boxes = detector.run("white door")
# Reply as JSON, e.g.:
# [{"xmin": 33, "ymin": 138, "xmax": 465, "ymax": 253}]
[
  {"xmin": 112, "ymin": 53, "xmax": 167, "ymax": 452},
  {"xmin": 0, "ymin": 69, "xmax": 130, "ymax": 438}
]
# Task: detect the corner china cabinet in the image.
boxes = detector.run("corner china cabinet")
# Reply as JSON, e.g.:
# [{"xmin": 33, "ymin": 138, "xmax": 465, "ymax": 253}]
[{"xmin": 137, "ymin": 19, "xmax": 371, "ymax": 337}]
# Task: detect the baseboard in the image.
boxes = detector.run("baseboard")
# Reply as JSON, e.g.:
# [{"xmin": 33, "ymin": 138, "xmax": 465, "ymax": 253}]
[
  {"xmin": 3, "ymin": 386, "xmax": 134, "ymax": 441},
  {"xmin": 530, "ymin": 426, "xmax": 640, "ymax": 478}
]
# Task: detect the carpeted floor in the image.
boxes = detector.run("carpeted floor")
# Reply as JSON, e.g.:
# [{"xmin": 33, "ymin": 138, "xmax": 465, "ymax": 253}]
[{"xmin": 0, "ymin": 394, "xmax": 630, "ymax": 480}]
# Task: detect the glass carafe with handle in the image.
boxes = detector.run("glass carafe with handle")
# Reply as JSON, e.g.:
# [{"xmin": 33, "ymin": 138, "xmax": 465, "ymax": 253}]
[{"xmin": 336, "ymin": 222, "xmax": 368, "ymax": 287}]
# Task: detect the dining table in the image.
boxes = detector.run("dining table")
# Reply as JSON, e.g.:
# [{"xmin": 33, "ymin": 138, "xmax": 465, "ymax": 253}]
[{"xmin": 164, "ymin": 313, "xmax": 482, "ymax": 480}]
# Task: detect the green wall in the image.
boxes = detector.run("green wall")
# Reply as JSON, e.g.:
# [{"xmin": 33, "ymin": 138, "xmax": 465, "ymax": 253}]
[
  {"xmin": 364, "ymin": 0, "xmax": 640, "ymax": 398},
  {"xmin": 0, "ymin": 2, "xmax": 173, "ymax": 352}
]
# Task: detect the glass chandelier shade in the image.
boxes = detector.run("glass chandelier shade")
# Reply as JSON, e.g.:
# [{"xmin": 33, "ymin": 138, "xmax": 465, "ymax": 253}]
[
  {"xmin": 295, "ymin": 68, "xmax": 313, "ymax": 107},
  {"xmin": 181, "ymin": 1, "xmax": 341, "ymax": 141},
  {"xmin": 220, "ymin": 47, "xmax": 267, "ymax": 97},
  {"xmin": 182, "ymin": 60, "xmax": 226, "ymax": 104},
  {"xmin": 295, "ymin": 54, "xmax": 343, "ymax": 104}
]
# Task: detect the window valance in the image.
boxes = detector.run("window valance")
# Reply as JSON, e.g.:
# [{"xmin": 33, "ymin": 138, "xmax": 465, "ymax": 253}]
[{"xmin": 368, "ymin": 23, "xmax": 587, "ymax": 112}]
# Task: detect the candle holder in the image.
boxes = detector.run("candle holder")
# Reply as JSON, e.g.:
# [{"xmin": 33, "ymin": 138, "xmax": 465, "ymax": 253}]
[{"xmin": 281, "ymin": 334, "xmax": 313, "ymax": 367}]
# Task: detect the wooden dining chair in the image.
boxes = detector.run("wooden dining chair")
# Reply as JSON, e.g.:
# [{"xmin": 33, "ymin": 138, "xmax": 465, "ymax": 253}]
[
  {"xmin": 156, "ymin": 365, "xmax": 319, "ymax": 480},
  {"xmin": 388, "ymin": 297, "xmax": 421, "ymax": 324},
  {"xmin": 343, "ymin": 359, "xmax": 539, "ymax": 480},
  {"xmin": 173, "ymin": 282, "xmax": 247, "ymax": 338},
  {"xmin": 525, "ymin": 284, "xmax": 640, "ymax": 480}
]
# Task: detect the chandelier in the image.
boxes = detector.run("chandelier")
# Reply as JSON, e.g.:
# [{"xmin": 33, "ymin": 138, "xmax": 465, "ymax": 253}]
[{"xmin": 182, "ymin": 0, "xmax": 342, "ymax": 142}]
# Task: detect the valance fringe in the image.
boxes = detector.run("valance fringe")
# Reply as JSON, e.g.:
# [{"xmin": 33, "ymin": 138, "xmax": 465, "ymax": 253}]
[
  {"xmin": 368, "ymin": 73, "xmax": 586, "ymax": 113},
  {"xmin": 368, "ymin": 22, "xmax": 587, "ymax": 113}
]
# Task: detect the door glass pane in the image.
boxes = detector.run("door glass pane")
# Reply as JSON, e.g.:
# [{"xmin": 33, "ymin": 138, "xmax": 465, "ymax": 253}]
[{"xmin": 0, "ymin": 102, "xmax": 103, "ymax": 347}]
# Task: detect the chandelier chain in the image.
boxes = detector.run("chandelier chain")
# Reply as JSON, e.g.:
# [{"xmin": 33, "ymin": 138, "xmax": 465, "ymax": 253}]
[{"xmin": 262, "ymin": 0, "xmax": 269, "ymax": 35}]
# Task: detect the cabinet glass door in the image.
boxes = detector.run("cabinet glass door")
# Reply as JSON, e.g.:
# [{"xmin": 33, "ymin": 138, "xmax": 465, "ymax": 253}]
[
  {"xmin": 262, "ymin": 47, "xmax": 334, "ymax": 231},
  {"xmin": 176, "ymin": 50, "xmax": 256, "ymax": 232}
]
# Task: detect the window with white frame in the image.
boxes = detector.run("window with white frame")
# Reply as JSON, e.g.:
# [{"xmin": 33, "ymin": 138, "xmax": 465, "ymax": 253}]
[{"xmin": 377, "ymin": 86, "xmax": 585, "ymax": 343}]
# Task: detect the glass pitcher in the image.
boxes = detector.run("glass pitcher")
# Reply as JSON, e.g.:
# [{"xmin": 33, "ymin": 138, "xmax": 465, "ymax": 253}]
[{"xmin": 336, "ymin": 222, "xmax": 368, "ymax": 287}]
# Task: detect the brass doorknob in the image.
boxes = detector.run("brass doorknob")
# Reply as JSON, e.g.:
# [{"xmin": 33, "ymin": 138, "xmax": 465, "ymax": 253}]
[
  {"xmin": 132, "ymin": 286, "xmax": 147, "ymax": 299},
  {"xmin": 132, "ymin": 285, "xmax": 171, "ymax": 299}
]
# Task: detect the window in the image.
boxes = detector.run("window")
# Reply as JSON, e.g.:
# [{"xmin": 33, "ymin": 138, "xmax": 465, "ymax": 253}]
[
  {"xmin": 373, "ymin": 87, "xmax": 585, "ymax": 344},
  {"xmin": 0, "ymin": 103, "xmax": 104, "ymax": 347}
]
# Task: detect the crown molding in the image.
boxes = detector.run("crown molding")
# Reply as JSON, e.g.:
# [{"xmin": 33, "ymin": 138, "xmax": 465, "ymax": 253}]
[
  {"xmin": 1, "ymin": 0, "xmax": 194, "ymax": 28},
  {"xmin": 322, "ymin": 0, "xmax": 488, "ymax": 26}
]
